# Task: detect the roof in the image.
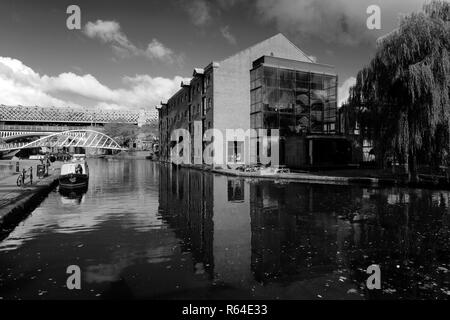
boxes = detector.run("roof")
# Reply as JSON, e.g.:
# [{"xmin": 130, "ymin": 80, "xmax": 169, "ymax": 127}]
[
  {"xmin": 255, "ymin": 55, "xmax": 336, "ymax": 75},
  {"xmin": 219, "ymin": 33, "xmax": 315, "ymax": 65},
  {"xmin": 160, "ymin": 33, "xmax": 327, "ymax": 110},
  {"xmin": 193, "ymin": 68, "xmax": 204, "ymax": 77}
]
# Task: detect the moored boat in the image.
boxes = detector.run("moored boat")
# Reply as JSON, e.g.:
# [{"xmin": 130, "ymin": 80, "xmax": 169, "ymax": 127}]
[{"xmin": 59, "ymin": 155, "xmax": 89, "ymax": 189}]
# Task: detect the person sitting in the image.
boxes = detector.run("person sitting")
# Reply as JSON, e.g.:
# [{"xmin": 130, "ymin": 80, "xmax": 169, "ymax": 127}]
[{"xmin": 75, "ymin": 164, "xmax": 83, "ymax": 174}]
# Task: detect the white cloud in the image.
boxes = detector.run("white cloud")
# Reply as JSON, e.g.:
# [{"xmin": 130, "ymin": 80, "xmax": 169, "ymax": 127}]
[
  {"xmin": 220, "ymin": 25, "xmax": 237, "ymax": 45},
  {"xmin": 83, "ymin": 20, "xmax": 178, "ymax": 63},
  {"xmin": 145, "ymin": 39, "xmax": 174, "ymax": 60},
  {"xmin": 0, "ymin": 57, "xmax": 83, "ymax": 108},
  {"xmin": 0, "ymin": 56, "xmax": 190, "ymax": 111},
  {"xmin": 184, "ymin": 0, "xmax": 212, "ymax": 26},
  {"xmin": 42, "ymin": 73, "xmax": 116, "ymax": 102},
  {"xmin": 338, "ymin": 77, "xmax": 356, "ymax": 107},
  {"xmin": 84, "ymin": 20, "xmax": 130, "ymax": 47}
]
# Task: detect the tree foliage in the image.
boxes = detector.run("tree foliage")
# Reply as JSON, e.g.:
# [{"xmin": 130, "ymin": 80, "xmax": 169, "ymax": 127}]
[
  {"xmin": 347, "ymin": 0, "xmax": 450, "ymax": 180},
  {"xmin": 102, "ymin": 121, "xmax": 158, "ymax": 148},
  {"xmin": 102, "ymin": 122, "xmax": 139, "ymax": 147},
  {"xmin": 139, "ymin": 123, "xmax": 158, "ymax": 140}
]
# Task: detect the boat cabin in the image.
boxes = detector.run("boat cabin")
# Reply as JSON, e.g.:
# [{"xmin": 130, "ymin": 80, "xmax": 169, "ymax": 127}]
[
  {"xmin": 61, "ymin": 162, "xmax": 89, "ymax": 176},
  {"xmin": 72, "ymin": 154, "xmax": 87, "ymax": 162}
]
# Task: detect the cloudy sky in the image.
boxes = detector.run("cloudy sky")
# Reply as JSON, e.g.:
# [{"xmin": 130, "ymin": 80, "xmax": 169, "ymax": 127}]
[{"xmin": 0, "ymin": 0, "xmax": 428, "ymax": 111}]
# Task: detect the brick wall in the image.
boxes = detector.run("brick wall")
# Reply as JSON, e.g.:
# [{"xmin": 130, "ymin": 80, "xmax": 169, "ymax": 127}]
[{"xmin": 213, "ymin": 33, "xmax": 313, "ymax": 165}]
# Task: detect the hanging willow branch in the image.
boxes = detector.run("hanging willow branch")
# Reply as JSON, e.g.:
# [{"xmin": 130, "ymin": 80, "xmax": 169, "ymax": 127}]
[{"xmin": 347, "ymin": 0, "xmax": 450, "ymax": 180}]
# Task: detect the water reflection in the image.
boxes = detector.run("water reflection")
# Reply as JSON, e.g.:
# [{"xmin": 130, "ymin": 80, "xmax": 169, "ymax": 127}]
[
  {"xmin": 159, "ymin": 164, "xmax": 450, "ymax": 299},
  {"xmin": 0, "ymin": 160, "xmax": 448, "ymax": 300},
  {"xmin": 59, "ymin": 186, "xmax": 88, "ymax": 206}
]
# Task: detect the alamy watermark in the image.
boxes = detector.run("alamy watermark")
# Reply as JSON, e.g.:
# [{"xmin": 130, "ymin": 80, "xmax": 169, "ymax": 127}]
[
  {"xmin": 66, "ymin": 265, "xmax": 81, "ymax": 290},
  {"xmin": 66, "ymin": 5, "xmax": 81, "ymax": 30},
  {"xmin": 367, "ymin": 5, "xmax": 381, "ymax": 30},
  {"xmin": 169, "ymin": 123, "xmax": 279, "ymax": 167},
  {"xmin": 366, "ymin": 264, "xmax": 381, "ymax": 290}
]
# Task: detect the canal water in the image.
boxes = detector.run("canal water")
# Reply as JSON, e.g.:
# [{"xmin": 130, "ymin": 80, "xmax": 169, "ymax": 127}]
[{"xmin": 0, "ymin": 159, "xmax": 449, "ymax": 299}]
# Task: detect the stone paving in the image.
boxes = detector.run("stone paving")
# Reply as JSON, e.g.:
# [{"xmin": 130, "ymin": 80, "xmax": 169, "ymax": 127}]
[{"xmin": 0, "ymin": 161, "xmax": 61, "ymax": 221}]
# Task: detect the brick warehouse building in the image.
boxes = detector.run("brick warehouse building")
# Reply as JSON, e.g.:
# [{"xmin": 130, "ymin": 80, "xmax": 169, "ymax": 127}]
[{"xmin": 158, "ymin": 34, "xmax": 351, "ymax": 168}]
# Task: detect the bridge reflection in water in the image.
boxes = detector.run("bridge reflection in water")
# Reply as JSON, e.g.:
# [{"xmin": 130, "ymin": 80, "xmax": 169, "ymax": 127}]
[{"xmin": 0, "ymin": 160, "xmax": 448, "ymax": 299}]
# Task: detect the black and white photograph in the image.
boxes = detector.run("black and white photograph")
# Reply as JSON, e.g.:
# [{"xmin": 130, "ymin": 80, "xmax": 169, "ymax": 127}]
[{"xmin": 0, "ymin": 0, "xmax": 449, "ymax": 311}]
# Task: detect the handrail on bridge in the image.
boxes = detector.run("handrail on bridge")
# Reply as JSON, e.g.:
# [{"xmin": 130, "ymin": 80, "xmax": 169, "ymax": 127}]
[
  {"xmin": 0, "ymin": 129, "xmax": 127, "ymax": 152},
  {"xmin": 0, "ymin": 124, "xmax": 93, "ymax": 133},
  {"xmin": 0, "ymin": 142, "xmax": 26, "ymax": 150}
]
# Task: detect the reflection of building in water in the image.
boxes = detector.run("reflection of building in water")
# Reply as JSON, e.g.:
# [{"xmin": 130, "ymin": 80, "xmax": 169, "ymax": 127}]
[
  {"xmin": 159, "ymin": 168, "xmax": 450, "ymax": 298},
  {"xmin": 158, "ymin": 164, "xmax": 214, "ymax": 278},
  {"xmin": 159, "ymin": 166, "xmax": 450, "ymax": 295},
  {"xmin": 227, "ymin": 179, "xmax": 245, "ymax": 202},
  {"xmin": 158, "ymin": 166, "xmax": 365, "ymax": 288},
  {"xmin": 387, "ymin": 193, "xmax": 410, "ymax": 205},
  {"xmin": 249, "ymin": 182, "xmax": 355, "ymax": 284},
  {"xmin": 158, "ymin": 166, "xmax": 253, "ymax": 287},
  {"xmin": 213, "ymin": 176, "xmax": 253, "ymax": 288}
]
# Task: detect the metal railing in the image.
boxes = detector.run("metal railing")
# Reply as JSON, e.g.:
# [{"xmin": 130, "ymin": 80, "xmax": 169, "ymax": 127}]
[
  {"xmin": 16, "ymin": 167, "xmax": 33, "ymax": 187},
  {"xmin": 0, "ymin": 124, "xmax": 92, "ymax": 133},
  {"xmin": 0, "ymin": 142, "xmax": 27, "ymax": 151}
]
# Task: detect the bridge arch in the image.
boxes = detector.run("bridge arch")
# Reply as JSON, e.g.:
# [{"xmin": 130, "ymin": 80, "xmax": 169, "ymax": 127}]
[{"xmin": 0, "ymin": 129, "xmax": 126, "ymax": 152}]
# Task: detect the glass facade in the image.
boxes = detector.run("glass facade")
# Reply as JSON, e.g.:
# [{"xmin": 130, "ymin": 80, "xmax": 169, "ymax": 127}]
[{"xmin": 250, "ymin": 65, "xmax": 337, "ymax": 135}]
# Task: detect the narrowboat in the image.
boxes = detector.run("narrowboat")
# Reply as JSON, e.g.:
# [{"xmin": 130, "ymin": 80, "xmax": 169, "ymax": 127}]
[{"xmin": 59, "ymin": 155, "xmax": 89, "ymax": 189}]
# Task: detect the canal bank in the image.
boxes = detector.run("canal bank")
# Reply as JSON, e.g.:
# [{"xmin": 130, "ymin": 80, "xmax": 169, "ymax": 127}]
[
  {"xmin": 210, "ymin": 167, "xmax": 398, "ymax": 186},
  {"xmin": 0, "ymin": 161, "xmax": 61, "ymax": 232},
  {"xmin": 158, "ymin": 161, "xmax": 450, "ymax": 190},
  {"xmin": 104, "ymin": 150, "xmax": 151, "ymax": 160},
  {"xmin": 160, "ymin": 161, "xmax": 398, "ymax": 187}
]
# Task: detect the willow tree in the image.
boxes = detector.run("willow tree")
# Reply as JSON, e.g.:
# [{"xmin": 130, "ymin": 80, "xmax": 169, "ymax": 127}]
[{"xmin": 348, "ymin": 0, "xmax": 450, "ymax": 182}]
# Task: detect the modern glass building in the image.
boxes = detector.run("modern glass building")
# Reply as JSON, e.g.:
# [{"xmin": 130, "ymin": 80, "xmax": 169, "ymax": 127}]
[
  {"xmin": 250, "ymin": 56, "xmax": 349, "ymax": 167},
  {"xmin": 250, "ymin": 56, "xmax": 337, "ymax": 135}
]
